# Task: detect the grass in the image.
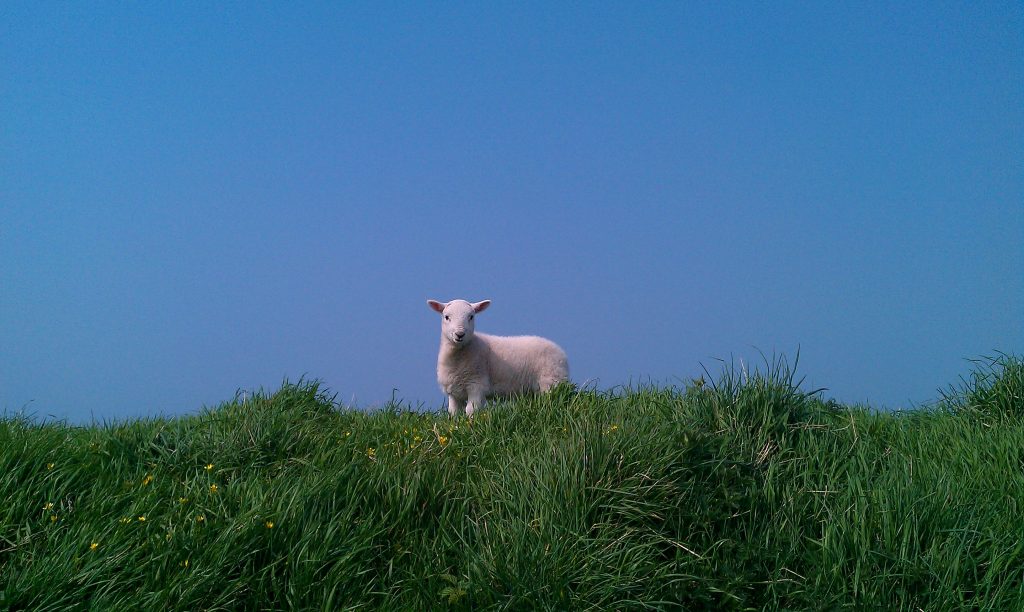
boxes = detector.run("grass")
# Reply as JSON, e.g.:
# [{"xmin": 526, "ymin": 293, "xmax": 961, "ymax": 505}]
[{"xmin": 2, "ymin": 353, "xmax": 1022, "ymax": 610}]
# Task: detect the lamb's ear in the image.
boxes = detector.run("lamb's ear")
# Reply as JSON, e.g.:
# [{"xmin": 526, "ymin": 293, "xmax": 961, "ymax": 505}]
[
  {"xmin": 472, "ymin": 300, "xmax": 491, "ymax": 313},
  {"xmin": 427, "ymin": 300, "xmax": 447, "ymax": 314}
]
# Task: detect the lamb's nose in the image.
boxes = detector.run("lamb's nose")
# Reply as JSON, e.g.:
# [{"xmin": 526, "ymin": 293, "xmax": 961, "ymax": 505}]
[{"xmin": 455, "ymin": 331, "xmax": 465, "ymax": 339}]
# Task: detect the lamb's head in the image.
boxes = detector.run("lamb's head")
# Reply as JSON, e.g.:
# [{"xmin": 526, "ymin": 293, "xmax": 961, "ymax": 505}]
[{"xmin": 427, "ymin": 299, "xmax": 491, "ymax": 346}]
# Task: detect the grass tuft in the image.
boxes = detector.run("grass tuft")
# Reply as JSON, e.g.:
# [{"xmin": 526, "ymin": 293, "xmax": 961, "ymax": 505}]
[{"xmin": 941, "ymin": 352, "xmax": 1024, "ymax": 422}]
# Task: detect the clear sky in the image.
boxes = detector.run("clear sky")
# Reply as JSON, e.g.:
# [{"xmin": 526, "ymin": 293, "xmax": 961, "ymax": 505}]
[{"xmin": 2, "ymin": 2, "xmax": 1022, "ymax": 422}]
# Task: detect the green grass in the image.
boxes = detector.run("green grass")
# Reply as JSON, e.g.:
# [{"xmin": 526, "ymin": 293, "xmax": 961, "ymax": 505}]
[{"xmin": 2, "ymin": 354, "xmax": 1023, "ymax": 610}]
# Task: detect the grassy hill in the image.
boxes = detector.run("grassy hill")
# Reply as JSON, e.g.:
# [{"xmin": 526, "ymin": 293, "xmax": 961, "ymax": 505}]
[{"xmin": 2, "ymin": 354, "xmax": 1022, "ymax": 610}]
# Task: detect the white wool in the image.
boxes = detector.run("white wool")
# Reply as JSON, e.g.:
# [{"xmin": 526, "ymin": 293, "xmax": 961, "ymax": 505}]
[{"xmin": 426, "ymin": 298, "xmax": 570, "ymax": 417}]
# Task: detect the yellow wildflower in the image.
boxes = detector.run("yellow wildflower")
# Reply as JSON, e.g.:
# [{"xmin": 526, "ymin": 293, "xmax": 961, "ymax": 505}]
[
  {"xmin": 46, "ymin": 462, "xmax": 55, "ymax": 470},
  {"xmin": 90, "ymin": 542, "xmax": 99, "ymax": 551},
  {"xmin": 120, "ymin": 517, "xmax": 132, "ymax": 524},
  {"xmin": 209, "ymin": 484, "xmax": 219, "ymax": 493},
  {"xmin": 181, "ymin": 559, "xmax": 190, "ymax": 568},
  {"xmin": 142, "ymin": 474, "xmax": 153, "ymax": 486},
  {"xmin": 438, "ymin": 435, "xmax": 449, "ymax": 446},
  {"xmin": 42, "ymin": 502, "xmax": 54, "ymax": 511},
  {"xmin": 265, "ymin": 520, "xmax": 274, "ymax": 529},
  {"xmin": 179, "ymin": 497, "xmax": 189, "ymax": 504},
  {"xmin": 50, "ymin": 514, "xmax": 58, "ymax": 522},
  {"xmin": 205, "ymin": 463, "xmax": 214, "ymax": 471},
  {"xmin": 138, "ymin": 516, "xmax": 146, "ymax": 522},
  {"xmin": 366, "ymin": 448, "xmax": 376, "ymax": 459},
  {"xmin": 196, "ymin": 514, "xmax": 206, "ymax": 523}
]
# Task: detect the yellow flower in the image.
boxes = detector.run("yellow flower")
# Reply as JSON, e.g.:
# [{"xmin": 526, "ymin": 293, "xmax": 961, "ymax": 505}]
[
  {"xmin": 265, "ymin": 520, "xmax": 274, "ymax": 529},
  {"xmin": 119, "ymin": 517, "xmax": 132, "ymax": 524},
  {"xmin": 142, "ymin": 474, "xmax": 153, "ymax": 486},
  {"xmin": 366, "ymin": 448, "xmax": 376, "ymax": 459},
  {"xmin": 42, "ymin": 502, "xmax": 54, "ymax": 511},
  {"xmin": 209, "ymin": 484, "xmax": 219, "ymax": 493},
  {"xmin": 46, "ymin": 462, "xmax": 55, "ymax": 470},
  {"xmin": 50, "ymin": 514, "xmax": 58, "ymax": 522},
  {"xmin": 606, "ymin": 424, "xmax": 620, "ymax": 434},
  {"xmin": 205, "ymin": 463, "xmax": 214, "ymax": 471},
  {"xmin": 90, "ymin": 542, "xmax": 99, "ymax": 551},
  {"xmin": 196, "ymin": 514, "xmax": 206, "ymax": 523},
  {"xmin": 138, "ymin": 515, "xmax": 146, "ymax": 522},
  {"xmin": 181, "ymin": 559, "xmax": 190, "ymax": 568},
  {"xmin": 438, "ymin": 435, "xmax": 449, "ymax": 446},
  {"xmin": 179, "ymin": 497, "xmax": 189, "ymax": 504}
]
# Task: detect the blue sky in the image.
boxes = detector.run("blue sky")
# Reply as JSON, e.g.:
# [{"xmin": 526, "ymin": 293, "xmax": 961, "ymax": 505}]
[{"xmin": 2, "ymin": 2, "xmax": 1021, "ymax": 422}]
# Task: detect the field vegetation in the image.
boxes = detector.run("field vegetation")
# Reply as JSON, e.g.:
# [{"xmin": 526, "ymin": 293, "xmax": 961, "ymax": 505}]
[{"xmin": 2, "ymin": 354, "xmax": 1022, "ymax": 609}]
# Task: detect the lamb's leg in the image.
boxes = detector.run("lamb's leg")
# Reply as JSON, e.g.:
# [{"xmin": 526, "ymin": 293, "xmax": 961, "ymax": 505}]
[
  {"xmin": 465, "ymin": 387, "xmax": 487, "ymax": 417},
  {"xmin": 538, "ymin": 376, "xmax": 565, "ymax": 392},
  {"xmin": 447, "ymin": 395, "xmax": 465, "ymax": 417}
]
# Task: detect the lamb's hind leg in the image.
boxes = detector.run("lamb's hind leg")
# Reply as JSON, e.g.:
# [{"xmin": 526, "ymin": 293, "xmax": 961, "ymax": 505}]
[{"xmin": 538, "ymin": 375, "xmax": 567, "ymax": 393}]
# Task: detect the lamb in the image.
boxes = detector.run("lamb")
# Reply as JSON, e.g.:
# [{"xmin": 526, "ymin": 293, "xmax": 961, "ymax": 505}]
[{"xmin": 426, "ymin": 299, "xmax": 570, "ymax": 417}]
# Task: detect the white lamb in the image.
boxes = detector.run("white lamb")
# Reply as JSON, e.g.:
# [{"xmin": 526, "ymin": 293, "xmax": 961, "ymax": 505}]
[{"xmin": 426, "ymin": 299, "xmax": 570, "ymax": 417}]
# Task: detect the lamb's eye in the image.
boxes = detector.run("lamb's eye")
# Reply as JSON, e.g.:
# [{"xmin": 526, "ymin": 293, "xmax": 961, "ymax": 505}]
[
  {"xmin": 469, "ymin": 315, "xmax": 474, "ymax": 320},
  {"xmin": 444, "ymin": 315, "xmax": 449, "ymax": 321}
]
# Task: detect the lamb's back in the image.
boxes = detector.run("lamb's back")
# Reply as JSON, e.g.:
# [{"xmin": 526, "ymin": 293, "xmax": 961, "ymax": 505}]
[{"xmin": 477, "ymin": 333, "xmax": 569, "ymax": 395}]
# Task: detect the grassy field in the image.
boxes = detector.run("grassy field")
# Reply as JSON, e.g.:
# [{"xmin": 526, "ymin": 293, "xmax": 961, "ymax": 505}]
[{"xmin": 2, "ymin": 354, "xmax": 1022, "ymax": 610}]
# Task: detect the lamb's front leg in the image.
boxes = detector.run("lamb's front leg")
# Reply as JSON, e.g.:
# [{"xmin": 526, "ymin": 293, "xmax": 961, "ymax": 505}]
[
  {"xmin": 465, "ymin": 387, "xmax": 487, "ymax": 417},
  {"xmin": 447, "ymin": 395, "xmax": 465, "ymax": 417}
]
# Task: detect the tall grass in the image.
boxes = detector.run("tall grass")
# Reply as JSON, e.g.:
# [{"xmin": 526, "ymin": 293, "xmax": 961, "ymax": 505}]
[{"xmin": 2, "ymin": 355, "xmax": 1022, "ymax": 609}]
